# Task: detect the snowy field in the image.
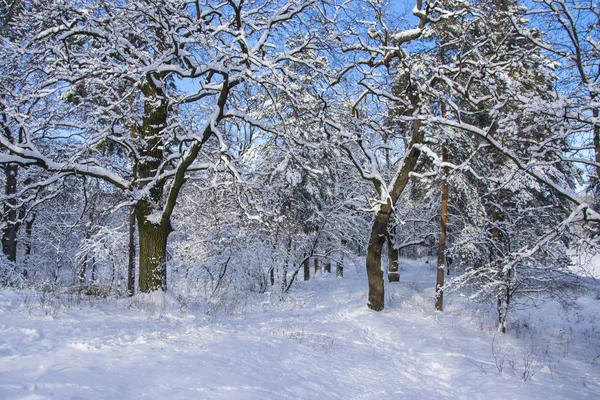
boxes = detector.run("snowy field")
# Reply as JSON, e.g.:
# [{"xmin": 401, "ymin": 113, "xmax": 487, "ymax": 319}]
[{"xmin": 1, "ymin": 259, "xmax": 599, "ymax": 400}]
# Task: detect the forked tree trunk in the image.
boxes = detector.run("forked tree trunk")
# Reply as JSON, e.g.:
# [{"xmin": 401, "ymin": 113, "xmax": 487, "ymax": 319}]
[
  {"xmin": 365, "ymin": 120, "xmax": 424, "ymax": 311},
  {"xmin": 387, "ymin": 232, "xmax": 399, "ymax": 282},
  {"xmin": 435, "ymin": 146, "xmax": 449, "ymax": 311},
  {"xmin": 132, "ymin": 70, "xmax": 227, "ymax": 293}
]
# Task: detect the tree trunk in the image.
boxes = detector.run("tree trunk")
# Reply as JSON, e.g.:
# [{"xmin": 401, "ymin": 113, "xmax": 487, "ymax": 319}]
[
  {"xmin": 281, "ymin": 235, "xmax": 292, "ymax": 293},
  {"xmin": 497, "ymin": 283, "xmax": 510, "ymax": 334},
  {"xmin": 336, "ymin": 262, "xmax": 343, "ymax": 278},
  {"xmin": 136, "ymin": 201, "xmax": 169, "ymax": 293},
  {"xmin": 22, "ymin": 213, "xmax": 35, "ymax": 278},
  {"xmin": 491, "ymin": 195, "xmax": 507, "ymax": 332},
  {"xmin": 79, "ymin": 224, "xmax": 91, "ymax": 284},
  {"xmin": 324, "ymin": 260, "xmax": 331, "ymax": 274},
  {"xmin": 281, "ymin": 264, "xmax": 288, "ymax": 293},
  {"xmin": 314, "ymin": 258, "xmax": 320, "ymax": 274},
  {"xmin": 365, "ymin": 120, "xmax": 424, "ymax": 311},
  {"xmin": 135, "ymin": 78, "xmax": 169, "ymax": 293},
  {"xmin": 127, "ymin": 207, "xmax": 136, "ymax": 296},
  {"xmin": 387, "ymin": 232, "xmax": 399, "ymax": 282},
  {"xmin": 594, "ymin": 106, "xmax": 600, "ymax": 181},
  {"xmin": 90, "ymin": 255, "xmax": 97, "ymax": 283},
  {"xmin": 366, "ymin": 211, "xmax": 388, "ymax": 311},
  {"xmin": 79, "ymin": 255, "xmax": 87, "ymax": 284},
  {"xmin": 2, "ymin": 164, "xmax": 20, "ymax": 263},
  {"xmin": 435, "ymin": 146, "xmax": 449, "ymax": 311},
  {"xmin": 337, "ymin": 240, "xmax": 346, "ymax": 278},
  {"xmin": 110, "ymin": 260, "xmax": 116, "ymax": 290},
  {"xmin": 303, "ymin": 257, "xmax": 310, "ymax": 281}
]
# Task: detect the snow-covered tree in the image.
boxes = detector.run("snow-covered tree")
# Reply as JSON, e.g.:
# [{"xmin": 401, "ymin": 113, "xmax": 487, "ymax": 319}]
[
  {"xmin": 0, "ymin": 0, "xmax": 333, "ymax": 293},
  {"xmin": 422, "ymin": 0, "xmax": 597, "ymax": 329}
]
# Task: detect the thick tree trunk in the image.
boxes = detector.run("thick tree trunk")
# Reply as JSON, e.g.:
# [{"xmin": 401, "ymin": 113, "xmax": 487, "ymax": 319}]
[
  {"xmin": 365, "ymin": 120, "xmax": 424, "ymax": 311},
  {"xmin": 135, "ymin": 201, "xmax": 169, "ymax": 293},
  {"xmin": 435, "ymin": 146, "xmax": 449, "ymax": 311},
  {"xmin": 303, "ymin": 257, "xmax": 310, "ymax": 281},
  {"xmin": 314, "ymin": 258, "xmax": 320, "ymax": 274},
  {"xmin": 387, "ymin": 232, "xmax": 399, "ymax": 282},
  {"xmin": 135, "ymin": 78, "xmax": 169, "ymax": 293},
  {"xmin": 366, "ymin": 211, "xmax": 388, "ymax": 311},
  {"xmin": 127, "ymin": 207, "xmax": 136, "ymax": 296}
]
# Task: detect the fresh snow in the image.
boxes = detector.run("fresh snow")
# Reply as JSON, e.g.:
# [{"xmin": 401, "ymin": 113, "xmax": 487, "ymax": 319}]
[{"xmin": 1, "ymin": 259, "xmax": 599, "ymax": 399}]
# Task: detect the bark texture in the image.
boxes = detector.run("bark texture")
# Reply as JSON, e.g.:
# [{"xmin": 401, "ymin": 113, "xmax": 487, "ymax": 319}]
[
  {"xmin": 365, "ymin": 120, "xmax": 424, "ymax": 311},
  {"xmin": 366, "ymin": 211, "xmax": 388, "ymax": 310},
  {"xmin": 2, "ymin": 164, "xmax": 20, "ymax": 262},
  {"xmin": 135, "ymin": 79, "xmax": 169, "ymax": 293},
  {"xmin": 127, "ymin": 207, "xmax": 136, "ymax": 296},
  {"xmin": 435, "ymin": 146, "xmax": 449, "ymax": 311},
  {"xmin": 136, "ymin": 205, "xmax": 169, "ymax": 292}
]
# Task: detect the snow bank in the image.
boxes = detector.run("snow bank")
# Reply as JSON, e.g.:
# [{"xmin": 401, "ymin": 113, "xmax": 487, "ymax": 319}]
[{"xmin": 0, "ymin": 260, "xmax": 598, "ymax": 399}]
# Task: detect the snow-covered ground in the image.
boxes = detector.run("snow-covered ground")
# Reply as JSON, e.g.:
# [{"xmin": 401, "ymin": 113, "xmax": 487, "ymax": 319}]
[{"xmin": 1, "ymin": 259, "xmax": 599, "ymax": 399}]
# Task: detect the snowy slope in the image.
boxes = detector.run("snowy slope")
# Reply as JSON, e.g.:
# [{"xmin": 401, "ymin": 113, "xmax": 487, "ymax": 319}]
[{"xmin": 1, "ymin": 259, "xmax": 599, "ymax": 399}]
